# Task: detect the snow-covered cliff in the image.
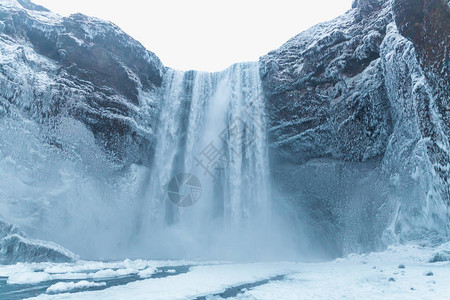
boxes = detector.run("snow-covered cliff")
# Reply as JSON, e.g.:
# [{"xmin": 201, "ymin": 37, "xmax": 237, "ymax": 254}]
[
  {"xmin": 0, "ymin": 0, "xmax": 164, "ymax": 166},
  {"xmin": 0, "ymin": 0, "xmax": 165, "ymax": 261},
  {"xmin": 260, "ymin": 0, "xmax": 449, "ymax": 255}
]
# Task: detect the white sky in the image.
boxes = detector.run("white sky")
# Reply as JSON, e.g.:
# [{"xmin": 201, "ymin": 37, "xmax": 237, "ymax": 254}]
[{"xmin": 33, "ymin": 0, "xmax": 353, "ymax": 71}]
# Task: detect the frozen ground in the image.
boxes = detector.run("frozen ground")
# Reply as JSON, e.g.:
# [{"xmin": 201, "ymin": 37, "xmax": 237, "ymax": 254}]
[{"xmin": 0, "ymin": 244, "xmax": 449, "ymax": 299}]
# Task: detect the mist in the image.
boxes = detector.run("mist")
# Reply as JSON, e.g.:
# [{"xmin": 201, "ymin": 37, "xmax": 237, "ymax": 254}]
[{"xmin": 0, "ymin": 62, "xmax": 302, "ymax": 262}]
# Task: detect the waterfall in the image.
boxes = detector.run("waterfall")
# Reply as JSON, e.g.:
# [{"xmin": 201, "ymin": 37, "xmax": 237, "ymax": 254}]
[{"xmin": 135, "ymin": 62, "xmax": 282, "ymax": 259}]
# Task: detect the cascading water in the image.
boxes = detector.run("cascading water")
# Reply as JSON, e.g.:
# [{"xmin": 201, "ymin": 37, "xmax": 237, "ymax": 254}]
[{"xmin": 134, "ymin": 62, "xmax": 290, "ymax": 259}]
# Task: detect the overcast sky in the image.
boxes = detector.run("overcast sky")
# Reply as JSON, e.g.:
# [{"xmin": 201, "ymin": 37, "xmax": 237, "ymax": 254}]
[{"xmin": 33, "ymin": 0, "xmax": 353, "ymax": 71}]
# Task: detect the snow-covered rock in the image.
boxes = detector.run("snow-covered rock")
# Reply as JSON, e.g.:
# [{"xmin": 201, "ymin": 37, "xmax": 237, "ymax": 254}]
[
  {"xmin": 429, "ymin": 250, "xmax": 450, "ymax": 263},
  {"xmin": 0, "ymin": 220, "xmax": 77, "ymax": 264},
  {"xmin": 392, "ymin": 0, "xmax": 449, "ymax": 205},
  {"xmin": 0, "ymin": 0, "xmax": 164, "ymax": 166},
  {"xmin": 259, "ymin": 0, "xmax": 449, "ymax": 255},
  {"xmin": 0, "ymin": 0, "xmax": 165, "ymax": 261}
]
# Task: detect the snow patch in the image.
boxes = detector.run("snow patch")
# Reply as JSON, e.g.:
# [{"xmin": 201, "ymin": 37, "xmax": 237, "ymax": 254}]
[
  {"xmin": 46, "ymin": 280, "xmax": 106, "ymax": 293},
  {"xmin": 7, "ymin": 271, "xmax": 51, "ymax": 284},
  {"xmin": 28, "ymin": 262, "xmax": 301, "ymax": 300},
  {"xmin": 92, "ymin": 268, "xmax": 138, "ymax": 279}
]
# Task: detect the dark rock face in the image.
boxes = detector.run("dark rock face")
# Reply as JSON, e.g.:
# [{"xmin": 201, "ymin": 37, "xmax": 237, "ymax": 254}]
[
  {"xmin": 0, "ymin": 0, "xmax": 165, "ymax": 166},
  {"xmin": 260, "ymin": 0, "xmax": 449, "ymax": 254},
  {"xmin": 260, "ymin": 0, "xmax": 392, "ymax": 165}
]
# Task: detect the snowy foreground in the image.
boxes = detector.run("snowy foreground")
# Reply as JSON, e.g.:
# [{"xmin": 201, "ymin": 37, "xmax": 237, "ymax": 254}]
[{"xmin": 0, "ymin": 244, "xmax": 449, "ymax": 300}]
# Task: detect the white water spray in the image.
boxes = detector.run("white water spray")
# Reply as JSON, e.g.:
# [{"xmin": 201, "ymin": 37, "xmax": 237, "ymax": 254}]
[{"xmin": 135, "ymin": 62, "xmax": 290, "ymax": 259}]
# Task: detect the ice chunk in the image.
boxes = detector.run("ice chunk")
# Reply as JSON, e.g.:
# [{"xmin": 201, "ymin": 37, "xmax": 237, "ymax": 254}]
[
  {"xmin": 92, "ymin": 268, "xmax": 138, "ymax": 279},
  {"xmin": 138, "ymin": 267, "xmax": 157, "ymax": 278},
  {"xmin": 46, "ymin": 280, "xmax": 106, "ymax": 293}
]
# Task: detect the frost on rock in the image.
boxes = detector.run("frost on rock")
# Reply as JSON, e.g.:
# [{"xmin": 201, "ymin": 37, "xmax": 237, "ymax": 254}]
[
  {"xmin": 0, "ymin": 0, "xmax": 166, "ymax": 259},
  {"xmin": 380, "ymin": 21, "xmax": 449, "ymax": 245},
  {"xmin": 259, "ymin": 0, "xmax": 394, "ymax": 255},
  {"xmin": 0, "ymin": 0, "xmax": 164, "ymax": 167},
  {"xmin": 259, "ymin": 0, "xmax": 449, "ymax": 255},
  {"xmin": 392, "ymin": 0, "xmax": 449, "ymax": 205},
  {"xmin": 0, "ymin": 220, "xmax": 77, "ymax": 264}
]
